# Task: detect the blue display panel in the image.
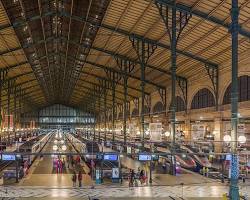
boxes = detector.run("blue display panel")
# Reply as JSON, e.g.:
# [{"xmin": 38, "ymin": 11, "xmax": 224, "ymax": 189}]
[
  {"xmin": 138, "ymin": 154, "xmax": 152, "ymax": 161},
  {"xmin": 2, "ymin": 154, "xmax": 16, "ymax": 161},
  {"xmin": 103, "ymin": 154, "xmax": 118, "ymax": 161}
]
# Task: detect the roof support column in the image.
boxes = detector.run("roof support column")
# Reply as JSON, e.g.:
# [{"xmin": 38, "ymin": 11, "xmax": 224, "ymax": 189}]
[
  {"xmin": 98, "ymin": 86, "xmax": 101, "ymax": 143},
  {"xmin": 170, "ymin": 2, "xmax": 177, "ymax": 176},
  {"xmin": 112, "ymin": 78, "xmax": 116, "ymax": 143},
  {"xmin": 14, "ymin": 86, "xmax": 17, "ymax": 139},
  {"xmin": 129, "ymin": 36, "xmax": 157, "ymax": 149},
  {"xmin": 229, "ymin": 0, "xmax": 240, "ymax": 199},
  {"xmin": 156, "ymin": 0, "xmax": 191, "ymax": 176},
  {"xmin": 0, "ymin": 69, "xmax": 8, "ymax": 134},
  {"xmin": 115, "ymin": 58, "xmax": 135, "ymax": 146}
]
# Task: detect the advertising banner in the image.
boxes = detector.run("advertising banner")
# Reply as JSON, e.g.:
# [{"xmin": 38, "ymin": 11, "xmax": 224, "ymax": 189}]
[
  {"xmin": 191, "ymin": 124, "xmax": 205, "ymax": 140},
  {"xmin": 149, "ymin": 123, "xmax": 162, "ymax": 142}
]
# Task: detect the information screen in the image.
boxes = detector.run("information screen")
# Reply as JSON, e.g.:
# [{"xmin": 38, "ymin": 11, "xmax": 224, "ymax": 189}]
[
  {"xmin": 2, "ymin": 154, "xmax": 16, "ymax": 161},
  {"xmin": 138, "ymin": 154, "xmax": 152, "ymax": 161},
  {"xmin": 103, "ymin": 154, "xmax": 118, "ymax": 161}
]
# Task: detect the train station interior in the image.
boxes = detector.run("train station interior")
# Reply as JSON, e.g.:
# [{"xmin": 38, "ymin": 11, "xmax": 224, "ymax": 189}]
[{"xmin": 0, "ymin": 0, "xmax": 250, "ymax": 199}]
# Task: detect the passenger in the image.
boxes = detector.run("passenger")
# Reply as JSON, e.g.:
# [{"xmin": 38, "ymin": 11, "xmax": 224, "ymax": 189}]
[
  {"xmin": 139, "ymin": 170, "xmax": 146, "ymax": 184},
  {"xmin": 72, "ymin": 171, "xmax": 77, "ymax": 187},
  {"xmin": 78, "ymin": 171, "xmax": 83, "ymax": 187},
  {"xmin": 130, "ymin": 169, "xmax": 135, "ymax": 186},
  {"xmin": 62, "ymin": 157, "xmax": 65, "ymax": 169}
]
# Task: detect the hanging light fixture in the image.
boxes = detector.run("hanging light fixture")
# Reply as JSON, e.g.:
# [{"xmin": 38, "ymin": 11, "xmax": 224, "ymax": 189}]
[
  {"xmin": 62, "ymin": 145, "xmax": 67, "ymax": 151},
  {"xmin": 53, "ymin": 145, "xmax": 58, "ymax": 151}
]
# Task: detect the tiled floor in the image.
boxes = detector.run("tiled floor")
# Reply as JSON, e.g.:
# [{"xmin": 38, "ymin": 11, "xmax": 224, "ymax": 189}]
[{"xmin": 0, "ymin": 185, "xmax": 248, "ymax": 198}]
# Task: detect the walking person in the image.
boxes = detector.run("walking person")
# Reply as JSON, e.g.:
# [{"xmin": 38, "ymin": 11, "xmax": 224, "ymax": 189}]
[
  {"xmin": 78, "ymin": 170, "xmax": 83, "ymax": 187},
  {"xmin": 72, "ymin": 171, "xmax": 77, "ymax": 187}
]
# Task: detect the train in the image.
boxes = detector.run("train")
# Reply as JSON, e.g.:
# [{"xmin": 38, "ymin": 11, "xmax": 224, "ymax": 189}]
[
  {"xmin": 66, "ymin": 133, "xmax": 100, "ymax": 165},
  {"xmin": 181, "ymin": 144, "xmax": 211, "ymax": 169},
  {"xmin": 155, "ymin": 144, "xmax": 197, "ymax": 170},
  {"xmin": 18, "ymin": 133, "xmax": 52, "ymax": 165}
]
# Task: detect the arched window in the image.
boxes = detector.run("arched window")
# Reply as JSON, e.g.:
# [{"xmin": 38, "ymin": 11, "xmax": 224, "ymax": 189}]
[
  {"xmin": 143, "ymin": 105, "xmax": 150, "ymax": 115},
  {"xmin": 191, "ymin": 88, "xmax": 215, "ymax": 109},
  {"xmin": 223, "ymin": 75, "xmax": 250, "ymax": 104},
  {"xmin": 131, "ymin": 108, "xmax": 139, "ymax": 117},
  {"xmin": 152, "ymin": 101, "xmax": 165, "ymax": 114},
  {"xmin": 176, "ymin": 96, "xmax": 185, "ymax": 112}
]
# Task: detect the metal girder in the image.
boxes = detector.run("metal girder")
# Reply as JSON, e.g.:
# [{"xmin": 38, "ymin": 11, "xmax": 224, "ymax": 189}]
[
  {"xmin": 77, "ymin": 70, "xmax": 150, "ymax": 95},
  {"xmin": 2, "ymin": 71, "xmax": 33, "ymax": 84},
  {"xmin": 40, "ymin": 51, "xmax": 166, "ymax": 89},
  {"xmin": 155, "ymin": 0, "xmax": 250, "ymax": 39},
  {"xmin": 84, "ymin": 60, "xmax": 165, "ymax": 89},
  {"xmin": 37, "ymin": 51, "xmax": 150, "ymax": 95},
  {"xmin": 73, "ymin": 89, "xmax": 113, "ymax": 105},
  {"xmin": 72, "ymin": 91, "xmax": 113, "ymax": 108},
  {"xmin": 20, "ymin": 35, "xmax": 187, "ymax": 82},
  {"xmin": 3, "ymin": 11, "xmax": 218, "ymax": 67},
  {"xmin": 78, "ymin": 78, "xmax": 137, "ymax": 99},
  {"xmin": 0, "ymin": 61, "xmax": 28, "ymax": 71},
  {"xmin": 15, "ymin": 79, "xmax": 37, "ymax": 88},
  {"xmin": 0, "ymin": 47, "xmax": 23, "ymax": 56},
  {"xmin": 74, "ymin": 84, "xmax": 124, "ymax": 104},
  {"xmin": 205, "ymin": 64, "xmax": 219, "ymax": 110},
  {"xmin": 1, "ymin": 84, "xmax": 40, "ymax": 98}
]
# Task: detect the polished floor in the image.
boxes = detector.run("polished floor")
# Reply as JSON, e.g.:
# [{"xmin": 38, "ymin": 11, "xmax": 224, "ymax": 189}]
[{"xmin": 0, "ymin": 185, "xmax": 249, "ymax": 198}]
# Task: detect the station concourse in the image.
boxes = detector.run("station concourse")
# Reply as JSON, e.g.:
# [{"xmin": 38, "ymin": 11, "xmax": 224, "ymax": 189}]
[{"xmin": 0, "ymin": 0, "xmax": 250, "ymax": 199}]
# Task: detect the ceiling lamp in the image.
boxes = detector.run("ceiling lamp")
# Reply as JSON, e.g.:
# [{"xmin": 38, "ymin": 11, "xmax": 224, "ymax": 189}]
[
  {"xmin": 53, "ymin": 145, "xmax": 58, "ymax": 151},
  {"xmin": 62, "ymin": 145, "xmax": 67, "ymax": 151}
]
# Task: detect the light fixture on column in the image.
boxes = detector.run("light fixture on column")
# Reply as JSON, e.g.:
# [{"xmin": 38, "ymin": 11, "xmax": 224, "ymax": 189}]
[
  {"xmin": 223, "ymin": 134, "xmax": 232, "ymax": 143},
  {"xmin": 238, "ymin": 135, "xmax": 246, "ymax": 143},
  {"xmin": 164, "ymin": 131, "xmax": 170, "ymax": 137}
]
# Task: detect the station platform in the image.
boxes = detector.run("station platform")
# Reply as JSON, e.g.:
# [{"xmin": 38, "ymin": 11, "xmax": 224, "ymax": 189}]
[
  {"xmin": 101, "ymin": 145, "xmax": 222, "ymax": 186},
  {"xmin": 19, "ymin": 134, "xmax": 92, "ymax": 187}
]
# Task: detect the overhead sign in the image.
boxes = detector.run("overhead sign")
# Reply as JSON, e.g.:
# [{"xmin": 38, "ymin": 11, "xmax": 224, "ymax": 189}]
[
  {"xmin": 103, "ymin": 154, "xmax": 118, "ymax": 161},
  {"xmin": 138, "ymin": 154, "xmax": 152, "ymax": 161},
  {"xmin": 2, "ymin": 154, "xmax": 16, "ymax": 161}
]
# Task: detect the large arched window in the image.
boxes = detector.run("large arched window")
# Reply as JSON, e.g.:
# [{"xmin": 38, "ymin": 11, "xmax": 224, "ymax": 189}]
[
  {"xmin": 153, "ymin": 101, "xmax": 164, "ymax": 114},
  {"xmin": 176, "ymin": 96, "xmax": 185, "ymax": 112},
  {"xmin": 131, "ymin": 108, "xmax": 139, "ymax": 117},
  {"xmin": 191, "ymin": 88, "xmax": 215, "ymax": 109},
  {"xmin": 223, "ymin": 75, "xmax": 250, "ymax": 104}
]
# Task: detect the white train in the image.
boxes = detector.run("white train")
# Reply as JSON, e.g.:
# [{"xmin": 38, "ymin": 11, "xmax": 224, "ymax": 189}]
[{"xmin": 19, "ymin": 133, "xmax": 51, "ymax": 164}]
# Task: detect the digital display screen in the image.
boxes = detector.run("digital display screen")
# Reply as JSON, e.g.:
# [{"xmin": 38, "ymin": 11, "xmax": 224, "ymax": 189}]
[
  {"xmin": 103, "ymin": 154, "xmax": 118, "ymax": 161},
  {"xmin": 226, "ymin": 154, "xmax": 232, "ymax": 161},
  {"xmin": 2, "ymin": 154, "xmax": 16, "ymax": 161},
  {"xmin": 138, "ymin": 154, "xmax": 152, "ymax": 161}
]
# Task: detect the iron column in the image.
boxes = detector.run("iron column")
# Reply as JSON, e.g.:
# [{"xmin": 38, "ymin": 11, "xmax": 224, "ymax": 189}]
[
  {"xmin": 170, "ymin": 1, "xmax": 177, "ymax": 176},
  {"xmin": 229, "ymin": 0, "xmax": 239, "ymax": 199}
]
